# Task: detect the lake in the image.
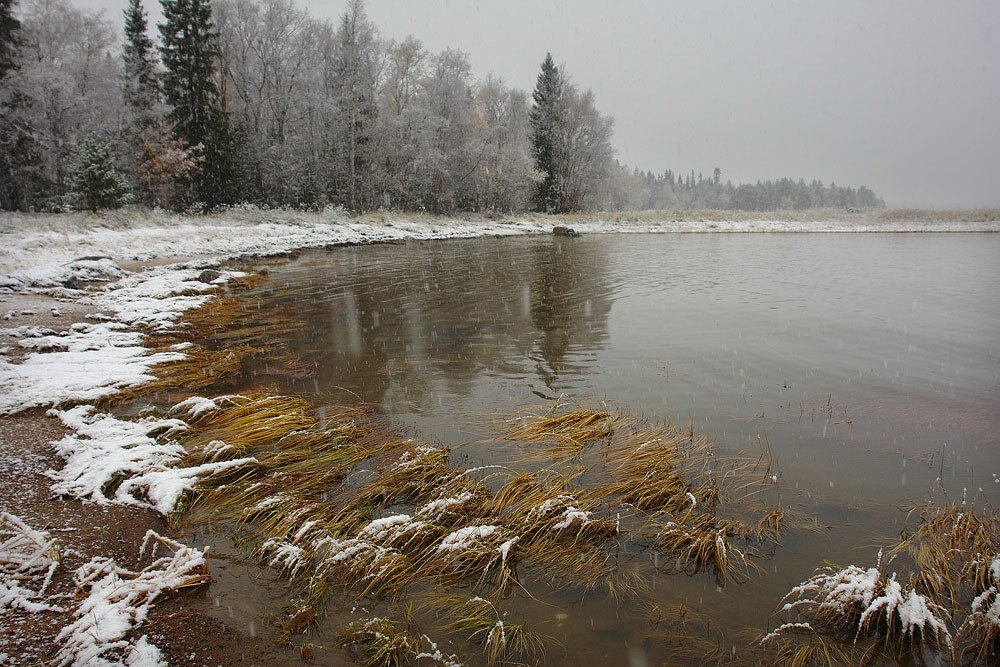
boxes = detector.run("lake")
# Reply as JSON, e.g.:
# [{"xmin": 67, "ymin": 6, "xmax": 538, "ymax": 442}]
[{"xmin": 192, "ymin": 232, "xmax": 1000, "ymax": 664}]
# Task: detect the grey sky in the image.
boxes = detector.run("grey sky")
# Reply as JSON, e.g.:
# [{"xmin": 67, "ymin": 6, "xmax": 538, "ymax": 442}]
[{"xmin": 81, "ymin": 0, "xmax": 1000, "ymax": 207}]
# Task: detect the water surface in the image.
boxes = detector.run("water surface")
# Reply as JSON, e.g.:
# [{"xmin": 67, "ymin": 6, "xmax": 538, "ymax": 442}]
[{"xmin": 198, "ymin": 233, "xmax": 1000, "ymax": 664}]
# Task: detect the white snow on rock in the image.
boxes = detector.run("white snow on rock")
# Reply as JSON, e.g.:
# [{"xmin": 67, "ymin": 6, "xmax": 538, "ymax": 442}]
[{"xmin": 55, "ymin": 531, "xmax": 207, "ymax": 667}]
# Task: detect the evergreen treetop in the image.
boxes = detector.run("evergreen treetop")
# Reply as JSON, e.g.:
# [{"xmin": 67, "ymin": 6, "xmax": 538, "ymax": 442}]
[
  {"xmin": 529, "ymin": 53, "xmax": 564, "ymax": 212},
  {"xmin": 123, "ymin": 0, "xmax": 158, "ymax": 116},
  {"xmin": 158, "ymin": 0, "xmax": 221, "ymax": 148},
  {"xmin": 0, "ymin": 0, "xmax": 21, "ymax": 81}
]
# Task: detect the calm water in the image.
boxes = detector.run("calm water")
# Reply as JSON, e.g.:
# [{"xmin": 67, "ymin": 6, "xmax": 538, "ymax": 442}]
[{"xmin": 196, "ymin": 233, "xmax": 1000, "ymax": 664}]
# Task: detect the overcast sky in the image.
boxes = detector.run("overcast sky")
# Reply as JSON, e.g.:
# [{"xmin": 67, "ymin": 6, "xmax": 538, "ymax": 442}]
[{"xmin": 80, "ymin": 0, "xmax": 1000, "ymax": 207}]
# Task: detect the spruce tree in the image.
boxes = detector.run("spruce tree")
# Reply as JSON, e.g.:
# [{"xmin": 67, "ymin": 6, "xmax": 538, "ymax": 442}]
[
  {"xmin": 122, "ymin": 0, "xmax": 158, "ymax": 120},
  {"xmin": 158, "ymin": 0, "xmax": 238, "ymax": 207},
  {"xmin": 0, "ymin": 0, "xmax": 20, "ymax": 81},
  {"xmin": 529, "ymin": 53, "xmax": 563, "ymax": 213},
  {"xmin": 68, "ymin": 137, "xmax": 132, "ymax": 211}
]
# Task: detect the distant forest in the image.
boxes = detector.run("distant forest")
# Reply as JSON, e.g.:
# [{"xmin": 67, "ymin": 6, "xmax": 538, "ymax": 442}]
[{"xmin": 0, "ymin": 0, "xmax": 884, "ymax": 213}]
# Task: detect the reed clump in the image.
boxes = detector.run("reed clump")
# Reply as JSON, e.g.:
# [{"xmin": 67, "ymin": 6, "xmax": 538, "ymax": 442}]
[
  {"xmin": 502, "ymin": 401, "xmax": 617, "ymax": 457},
  {"xmin": 169, "ymin": 393, "xmax": 809, "ymax": 663},
  {"xmin": 650, "ymin": 513, "xmax": 758, "ymax": 583},
  {"xmin": 426, "ymin": 595, "xmax": 548, "ymax": 665},
  {"xmin": 338, "ymin": 617, "xmax": 423, "ymax": 667},
  {"xmin": 767, "ymin": 500, "xmax": 999, "ymax": 664}
]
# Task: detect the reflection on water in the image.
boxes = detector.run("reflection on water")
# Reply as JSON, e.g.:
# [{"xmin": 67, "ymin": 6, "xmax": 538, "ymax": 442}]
[
  {"xmin": 200, "ymin": 233, "xmax": 999, "ymax": 665},
  {"xmin": 248, "ymin": 237, "xmax": 615, "ymax": 414}
]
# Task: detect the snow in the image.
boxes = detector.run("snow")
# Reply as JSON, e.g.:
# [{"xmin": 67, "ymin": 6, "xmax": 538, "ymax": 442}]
[
  {"xmin": 55, "ymin": 531, "xmax": 206, "ymax": 667},
  {"xmin": 786, "ymin": 564, "xmax": 882, "ymax": 611},
  {"xmin": 497, "ymin": 537, "xmax": 518, "ymax": 564},
  {"xmin": 784, "ymin": 559, "xmax": 951, "ymax": 647},
  {"xmin": 47, "ymin": 406, "xmax": 187, "ymax": 505},
  {"xmin": 0, "ymin": 325, "xmax": 56, "ymax": 338},
  {"xmin": 0, "ymin": 512, "xmax": 64, "ymax": 614},
  {"xmin": 259, "ymin": 540, "xmax": 306, "ymax": 576},
  {"xmin": 170, "ymin": 396, "xmax": 222, "ymax": 420},
  {"xmin": 115, "ymin": 457, "xmax": 257, "ymax": 515},
  {"xmin": 92, "ymin": 268, "xmax": 236, "ymax": 331},
  {"xmin": 759, "ymin": 622, "xmax": 813, "ymax": 644},
  {"xmin": 357, "ymin": 514, "xmax": 423, "ymax": 542},
  {"xmin": 971, "ymin": 586, "xmax": 1000, "ymax": 627},
  {"xmin": 48, "ymin": 405, "xmax": 255, "ymax": 514},
  {"xmin": 0, "ymin": 325, "xmax": 185, "ymax": 414},
  {"xmin": 858, "ymin": 575, "xmax": 950, "ymax": 645},
  {"xmin": 437, "ymin": 525, "xmax": 500, "ymax": 553},
  {"xmin": 416, "ymin": 491, "xmax": 476, "ymax": 520}
]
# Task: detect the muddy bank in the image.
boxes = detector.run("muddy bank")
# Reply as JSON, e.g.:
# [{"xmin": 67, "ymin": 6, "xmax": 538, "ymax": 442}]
[{"xmin": 0, "ymin": 406, "xmax": 327, "ymax": 666}]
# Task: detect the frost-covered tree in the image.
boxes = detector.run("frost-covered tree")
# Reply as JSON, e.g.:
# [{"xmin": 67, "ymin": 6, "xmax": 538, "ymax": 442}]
[
  {"xmin": 420, "ymin": 48, "xmax": 478, "ymax": 212},
  {"xmin": 554, "ymin": 85, "xmax": 615, "ymax": 211},
  {"xmin": 328, "ymin": 0, "xmax": 379, "ymax": 211},
  {"xmin": 0, "ymin": 0, "xmax": 121, "ymax": 209},
  {"xmin": 377, "ymin": 35, "xmax": 429, "ymax": 209},
  {"xmin": 475, "ymin": 76, "xmax": 535, "ymax": 212},
  {"xmin": 529, "ymin": 53, "xmax": 563, "ymax": 212},
  {"xmin": 0, "ymin": 0, "xmax": 23, "ymax": 209},
  {"xmin": 67, "ymin": 136, "xmax": 132, "ymax": 211},
  {"xmin": 214, "ymin": 0, "xmax": 329, "ymax": 204}
]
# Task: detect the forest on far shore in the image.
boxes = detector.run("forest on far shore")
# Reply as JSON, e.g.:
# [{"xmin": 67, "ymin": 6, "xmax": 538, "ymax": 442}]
[{"xmin": 0, "ymin": 0, "xmax": 885, "ymax": 214}]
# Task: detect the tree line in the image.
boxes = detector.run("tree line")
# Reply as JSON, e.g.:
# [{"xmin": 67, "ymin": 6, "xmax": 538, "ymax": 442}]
[{"xmin": 0, "ymin": 0, "xmax": 884, "ymax": 213}]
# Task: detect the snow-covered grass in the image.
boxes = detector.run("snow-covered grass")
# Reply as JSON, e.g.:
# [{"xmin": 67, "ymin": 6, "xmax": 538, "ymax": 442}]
[
  {"xmin": 0, "ymin": 512, "xmax": 63, "ymax": 614},
  {"xmin": 48, "ymin": 405, "xmax": 257, "ymax": 515},
  {"xmin": 768, "ymin": 501, "xmax": 1000, "ymax": 662},
  {"xmin": 338, "ymin": 616, "xmax": 464, "ymax": 667},
  {"xmin": 55, "ymin": 531, "xmax": 209, "ymax": 667}
]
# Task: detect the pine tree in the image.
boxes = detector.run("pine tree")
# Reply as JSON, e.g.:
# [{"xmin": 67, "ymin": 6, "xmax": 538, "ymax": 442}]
[
  {"xmin": 158, "ymin": 0, "xmax": 238, "ymax": 207},
  {"xmin": 529, "ymin": 53, "xmax": 563, "ymax": 212},
  {"xmin": 68, "ymin": 137, "xmax": 132, "ymax": 211},
  {"xmin": 0, "ymin": 0, "xmax": 20, "ymax": 81},
  {"xmin": 122, "ymin": 0, "xmax": 158, "ymax": 120},
  {"xmin": 330, "ymin": 0, "xmax": 378, "ymax": 211}
]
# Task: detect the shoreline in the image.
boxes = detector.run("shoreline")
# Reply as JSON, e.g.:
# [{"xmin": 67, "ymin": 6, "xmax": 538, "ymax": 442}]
[{"xmin": 3, "ymin": 207, "xmax": 998, "ymax": 289}]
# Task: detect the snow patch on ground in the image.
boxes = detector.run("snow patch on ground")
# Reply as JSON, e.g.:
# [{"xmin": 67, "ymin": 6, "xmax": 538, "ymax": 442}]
[
  {"xmin": 0, "ymin": 328, "xmax": 185, "ymax": 414},
  {"xmin": 0, "ymin": 264, "xmax": 245, "ymax": 415}
]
